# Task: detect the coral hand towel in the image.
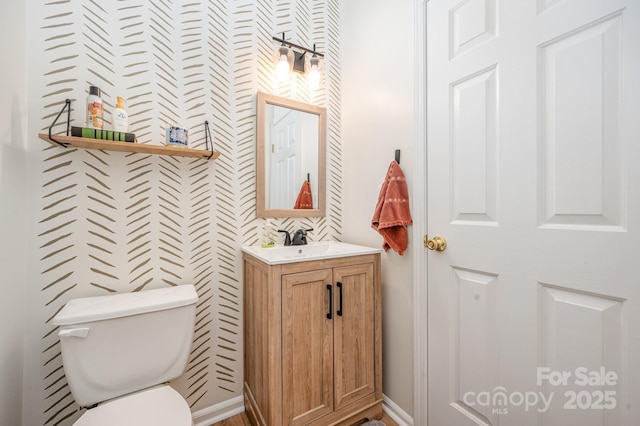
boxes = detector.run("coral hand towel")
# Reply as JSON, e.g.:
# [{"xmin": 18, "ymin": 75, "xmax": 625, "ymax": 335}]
[
  {"xmin": 294, "ymin": 180, "xmax": 313, "ymax": 209},
  {"xmin": 371, "ymin": 161, "xmax": 412, "ymax": 255}
]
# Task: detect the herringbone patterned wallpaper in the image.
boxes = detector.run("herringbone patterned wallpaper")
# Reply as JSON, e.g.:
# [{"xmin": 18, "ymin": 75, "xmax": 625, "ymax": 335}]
[{"xmin": 29, "ymin": 1, "xmax": 341, "ymax": 425}]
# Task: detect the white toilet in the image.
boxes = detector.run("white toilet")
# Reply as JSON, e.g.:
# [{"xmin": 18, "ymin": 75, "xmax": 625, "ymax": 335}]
[{"xmin": 52, "ymin": 285, "xmax": 198, "ymax": 426}]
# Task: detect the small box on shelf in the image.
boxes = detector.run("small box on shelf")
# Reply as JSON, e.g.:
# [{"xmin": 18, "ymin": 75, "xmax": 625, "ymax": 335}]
[{"xmin": 71, "ymin": 126, "xmax": 136, "ymax": 143}]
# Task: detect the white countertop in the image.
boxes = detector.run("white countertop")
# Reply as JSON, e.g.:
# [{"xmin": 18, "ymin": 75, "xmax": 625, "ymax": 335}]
[{"xmin": 241, "ymin": 240, "xmax": 381, "ymax": 265}]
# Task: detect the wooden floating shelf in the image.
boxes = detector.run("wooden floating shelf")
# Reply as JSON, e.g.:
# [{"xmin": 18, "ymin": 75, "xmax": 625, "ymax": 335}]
[{"xmin": 38, "ymin": 133, "xmax": 220, "ymax": 160}]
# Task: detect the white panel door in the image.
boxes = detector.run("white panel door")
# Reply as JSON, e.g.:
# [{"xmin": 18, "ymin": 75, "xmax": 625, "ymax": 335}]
[
  {"xmin": 270, "ymin": 109, "xmax": 302, "ymax": 208},
  {"xmin": 427, "ymin": 0, "xmax": 640, "ymax": 425}
]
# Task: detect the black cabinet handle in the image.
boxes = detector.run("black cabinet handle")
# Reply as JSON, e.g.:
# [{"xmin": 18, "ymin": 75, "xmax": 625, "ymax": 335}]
[
  {"xmin": 337, "ymin": 282, "xmax": 343, "ymax": 316},
  {"xmin": 326, "ymin": 284, "xmax": 333, "ymax": 319}
]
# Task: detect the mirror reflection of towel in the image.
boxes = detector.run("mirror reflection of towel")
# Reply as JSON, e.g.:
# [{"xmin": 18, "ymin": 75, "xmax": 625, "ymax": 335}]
[
  {"xmin": 371, "ymin": 161, "xmax": 412, "ymax": 255},
  {"xmin": 294, "ymin": 180, "xmax": 313, "ymax": 209}
]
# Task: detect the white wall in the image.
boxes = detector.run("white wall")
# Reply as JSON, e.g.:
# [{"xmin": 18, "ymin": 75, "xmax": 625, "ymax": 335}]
[
  {"xmin": 341, "ymin": 0, "xmax": 416, "ymax": 419},
  {"xmin": 0, "ymin": 0, "xmax": 27, "ymax": 424}
]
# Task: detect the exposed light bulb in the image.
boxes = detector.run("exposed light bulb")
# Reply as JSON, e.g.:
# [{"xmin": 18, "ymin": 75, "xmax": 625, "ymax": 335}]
[
  {"xmin": 307, "ymin": 56, "xmax": 320, "ymax": 90},
  {"xmin": 276, "ymin": 46, "xmax": 291, "ymax": 82}
]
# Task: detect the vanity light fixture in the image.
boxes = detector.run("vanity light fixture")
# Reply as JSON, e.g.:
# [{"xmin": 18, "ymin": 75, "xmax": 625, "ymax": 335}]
[{"xmin": 272, "ymin": 33, "xmax": 324, "ymax": 88}]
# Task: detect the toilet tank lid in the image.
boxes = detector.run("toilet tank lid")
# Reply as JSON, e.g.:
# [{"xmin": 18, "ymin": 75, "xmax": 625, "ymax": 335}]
[{"xmin": 52, "ymin": 285, "xmax": 198, "ymax": 326}]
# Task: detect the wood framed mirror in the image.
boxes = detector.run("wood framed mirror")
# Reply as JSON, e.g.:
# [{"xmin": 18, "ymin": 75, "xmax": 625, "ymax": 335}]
[{"xmin": 256, "ymin": 92, "xmax": 326, "ymax": 217}]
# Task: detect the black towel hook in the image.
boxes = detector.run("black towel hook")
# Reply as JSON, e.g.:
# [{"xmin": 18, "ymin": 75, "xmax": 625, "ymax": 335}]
[{"xmin": 395, "ymin": 149, "xmax": 401, "ymax": 164}]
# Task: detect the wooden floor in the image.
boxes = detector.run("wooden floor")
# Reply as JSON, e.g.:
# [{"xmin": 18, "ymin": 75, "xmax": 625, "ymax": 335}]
[
  {"xmin": 210, "ymin": 412, "xmax": 399, "ymax": 426},
  {"xmin": 210, "ymin": 412, "xmax": 252, "ymax": 426}
]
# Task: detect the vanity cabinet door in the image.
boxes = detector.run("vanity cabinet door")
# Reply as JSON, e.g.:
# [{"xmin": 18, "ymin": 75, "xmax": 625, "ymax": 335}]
[
  {"xmin": 333, "ymin": 263, "xmax": 376, "ymax": 410},
  {"xmin": 282, "ymin": 268, "xmax": 334, "ymax": 426}
]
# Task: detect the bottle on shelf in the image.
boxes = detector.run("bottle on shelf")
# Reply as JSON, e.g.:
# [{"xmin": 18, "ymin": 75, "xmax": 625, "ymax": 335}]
[
  {"xmin": 86, "ymin": 86, "xmax": 104, "ymax": 130},
  {"xmin": 112, "ymin": 96, "xmax": 128, "ymax": 132}
]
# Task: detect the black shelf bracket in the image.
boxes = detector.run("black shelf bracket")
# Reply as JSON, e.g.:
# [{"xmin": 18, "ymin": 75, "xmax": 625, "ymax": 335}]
[
  {"xmin": 204, "ymin": 120, "xmax": 214, "ymax": 160},
  {"xmin": 48, "ymin": 99, "xmax": 72, "ymax": 148}
]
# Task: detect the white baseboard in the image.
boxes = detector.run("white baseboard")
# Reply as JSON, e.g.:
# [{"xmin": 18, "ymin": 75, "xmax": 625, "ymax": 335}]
[
  {"xmin": 191, "ymin": 395, "xmax": 245, "ymax": 426},
  {"xmin": 191, "ymin": 394, "xmax": 412, "ymax": 426},
  {"xmin": 382, "ymin": 393, "xmax": 414, "ymax": 426}
]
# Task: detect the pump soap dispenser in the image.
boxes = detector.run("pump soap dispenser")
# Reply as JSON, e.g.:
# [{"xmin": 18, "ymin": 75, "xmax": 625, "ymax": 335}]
[{"xmin": 112, "ymin": 97, "xmax": 129, "ymax": 132}]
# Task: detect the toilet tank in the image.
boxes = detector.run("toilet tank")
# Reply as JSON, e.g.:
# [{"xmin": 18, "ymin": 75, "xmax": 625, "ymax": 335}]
[{"xmin": 52, "ymin": 285, "xmax": 198, "ymax": 408}]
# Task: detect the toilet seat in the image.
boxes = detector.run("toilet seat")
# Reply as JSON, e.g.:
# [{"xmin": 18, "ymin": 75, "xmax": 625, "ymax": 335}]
[{"xmin": 73, "ymin": 385, "xmax": 193, "ymax": 426}]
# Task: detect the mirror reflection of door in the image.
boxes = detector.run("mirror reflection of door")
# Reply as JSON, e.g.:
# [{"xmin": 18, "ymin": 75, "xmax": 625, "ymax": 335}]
[
  {"xmin": 264, "ymin": 103, "xmax": 319, "ymax": 210},
  {"xmin": 256, "ymin": 91, "xmax": 326, "ymax": 217},
  {"xmin": 269, "ymin": 107, "xmax": 303, "ymax": 208}
]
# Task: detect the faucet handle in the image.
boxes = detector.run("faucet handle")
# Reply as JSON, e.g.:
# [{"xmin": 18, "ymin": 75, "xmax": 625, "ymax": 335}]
[{"xmin": 298, "ymin": 227, "xmax": 313, "ymax": 236}]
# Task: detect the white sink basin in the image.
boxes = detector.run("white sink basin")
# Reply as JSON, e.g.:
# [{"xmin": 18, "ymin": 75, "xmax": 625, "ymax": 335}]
[{"xmin": 241, "ymin": 241, "xmax": 381, "ymax": 265}]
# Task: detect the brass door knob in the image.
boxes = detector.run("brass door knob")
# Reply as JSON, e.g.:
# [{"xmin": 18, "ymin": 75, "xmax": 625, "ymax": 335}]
[{"xmin": 424, "ymin": 235, "xmax": 447, "ymax": 251}]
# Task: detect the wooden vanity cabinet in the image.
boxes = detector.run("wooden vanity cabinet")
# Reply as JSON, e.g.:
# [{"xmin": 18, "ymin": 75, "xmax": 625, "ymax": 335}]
[{"xmin": 243, "ymin": 252, "xmax": 382, "ymax": 426}]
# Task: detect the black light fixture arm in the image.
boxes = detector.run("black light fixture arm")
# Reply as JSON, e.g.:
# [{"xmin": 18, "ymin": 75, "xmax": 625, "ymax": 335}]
[{"xmin": 272, "ymin": 33, "xmax": 324, "ymax": 58}]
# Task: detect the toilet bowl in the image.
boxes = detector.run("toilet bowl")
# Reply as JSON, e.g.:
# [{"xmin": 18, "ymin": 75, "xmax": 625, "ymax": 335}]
[
  {"xmin": 52, "ymin": 285, "xmax": 198, "ymax": 425},
  {"xmin": 73, "ymin": 385, "xmax": 192, "ymax": 426}
]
